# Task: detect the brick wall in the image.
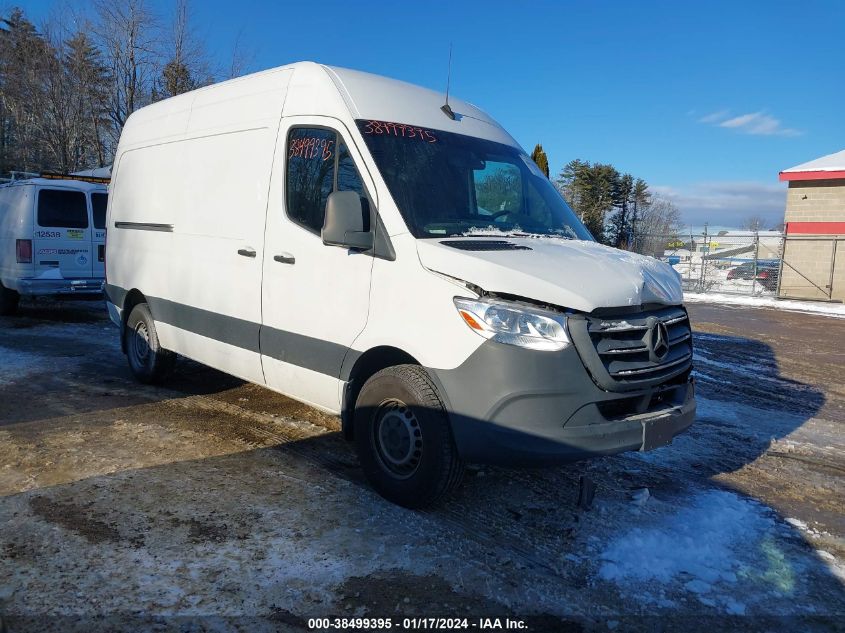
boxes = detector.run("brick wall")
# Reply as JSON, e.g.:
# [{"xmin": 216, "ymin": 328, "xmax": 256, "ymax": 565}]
[
  {"xmin": 785, "ymin": 179, "xmax": 845, "ymax": 224},
  {"xmin": 779, "ymin": 178, "xmax": 845, "ymax": 300},
  {"xmin": 779, "ymin": 239, "xmax": 837, "ymax": 300}
]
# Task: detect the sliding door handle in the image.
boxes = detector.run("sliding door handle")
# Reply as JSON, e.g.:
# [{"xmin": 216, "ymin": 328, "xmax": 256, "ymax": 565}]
[
  {"xmin": 238, "ymin": 247, "xmax": 256, "ymax": 258},
  {"xmin": 274, "ymin": 253, "xmax": 295, "ymax": 265}
]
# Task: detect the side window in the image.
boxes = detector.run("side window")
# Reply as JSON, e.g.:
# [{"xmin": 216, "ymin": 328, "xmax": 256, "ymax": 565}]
[
  {"xmin": 286, "ymin": 127, "xmax": 368, "ymax": 234},
  {"xmin": 473, "ymin": 161, "xmax": 522, "ymax": 216},
  {"xmin": 37, "ymin": 189, "xmax": 88, "ymax": 229},
  {"xmin": 91, "ymin": 193, "xmax": 108, "ymax": 229}
]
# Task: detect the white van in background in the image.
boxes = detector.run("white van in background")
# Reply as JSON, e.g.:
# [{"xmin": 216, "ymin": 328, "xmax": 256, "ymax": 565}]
[
  {"xmin": 0, "ymin": 176, "xmax": 108, "ymax": 315},
  {"xmin": 105, "ymin": 62, "xmax": 695, "ymax": 507}
]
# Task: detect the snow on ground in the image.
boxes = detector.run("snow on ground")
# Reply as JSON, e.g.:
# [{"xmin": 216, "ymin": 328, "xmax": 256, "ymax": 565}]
[
  {"xmin": 595, "ymin": 490, "xmax": 778, "ymax": 613},
  {"xmin": 592, "ymin": 483, "xmax": 845, "ymax": 615},
  {"xmin": 684, "ymin": 292, "xmax": 845, "ymax": 318}
]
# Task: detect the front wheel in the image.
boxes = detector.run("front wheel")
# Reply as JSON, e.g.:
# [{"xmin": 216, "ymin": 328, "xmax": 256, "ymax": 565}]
[
  {"xmin": 124, "ymin": 303, "xmax": 175, "ymax": 384},
  {"xmin": 354, "ymin": 365, "xmax": 464, "ymax": 508}
]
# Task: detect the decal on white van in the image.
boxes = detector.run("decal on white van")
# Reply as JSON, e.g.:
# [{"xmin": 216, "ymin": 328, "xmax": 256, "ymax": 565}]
[
  {"xmin": 37, "ymin": 248, "xmax": 88, "ymax": 255},
  {"xmin": 361, "ymin": 119, "xmax": 438, "ymax": 143}
]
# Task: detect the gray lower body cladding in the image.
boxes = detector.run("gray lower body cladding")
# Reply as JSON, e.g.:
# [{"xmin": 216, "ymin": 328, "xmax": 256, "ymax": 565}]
[{"xmin": 428, "ymin": 340, "xmax": 695, "ymax": 466}]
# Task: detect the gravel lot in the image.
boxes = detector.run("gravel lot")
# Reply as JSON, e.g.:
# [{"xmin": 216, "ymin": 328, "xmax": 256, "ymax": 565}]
[{"xmin": 1, "ymin": 297, "xmax": 843, "ymax": 632}]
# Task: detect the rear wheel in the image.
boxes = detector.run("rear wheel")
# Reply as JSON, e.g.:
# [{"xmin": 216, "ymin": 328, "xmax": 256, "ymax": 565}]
[
  {"xmin": 124, "ymin": 303, "xmax": 175, "ymax": 384},
  {"xmin": 0, "ymin": 282, "xmax": 19, "ymax": 316},
  {"xmin": 354, "ymin": 365, "xmax": 464, "ymax": 508}
]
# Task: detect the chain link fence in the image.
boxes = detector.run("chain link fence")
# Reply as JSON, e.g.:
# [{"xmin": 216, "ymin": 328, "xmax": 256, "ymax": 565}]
[{"xmin": 631, "ymin": 229, "xmax": 785, "ymax": 296}]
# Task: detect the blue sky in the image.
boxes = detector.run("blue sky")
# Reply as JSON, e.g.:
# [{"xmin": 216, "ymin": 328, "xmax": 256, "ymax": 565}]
[{"xmin": 21, "ymin": 0, "xmax": 845, "ymax": 227}]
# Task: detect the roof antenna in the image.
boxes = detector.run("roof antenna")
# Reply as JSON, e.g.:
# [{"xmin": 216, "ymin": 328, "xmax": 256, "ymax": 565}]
[{"xmin": 441, "ymin": 43, "xmax": 456, "ymax": 120}]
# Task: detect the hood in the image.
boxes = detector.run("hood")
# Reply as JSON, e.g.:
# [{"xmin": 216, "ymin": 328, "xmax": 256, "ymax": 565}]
[{"xmin": 416, "ymin": 237, "xmax": 683, "ymax": 313}]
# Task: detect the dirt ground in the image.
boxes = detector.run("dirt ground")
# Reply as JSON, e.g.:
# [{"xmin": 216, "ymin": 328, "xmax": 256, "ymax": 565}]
[{"xmin": 0, "ymin": 297, "xmax": 843, "ymax": 632}]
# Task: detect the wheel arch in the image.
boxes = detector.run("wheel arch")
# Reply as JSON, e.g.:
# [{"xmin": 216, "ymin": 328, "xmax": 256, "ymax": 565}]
[
  {"xmin": 119, "ymin": 289, "xmax": 148, "ymax": 353},
  {"xmin": 341, "ymin": 345, "xmax": 424, "ymax": 441}
]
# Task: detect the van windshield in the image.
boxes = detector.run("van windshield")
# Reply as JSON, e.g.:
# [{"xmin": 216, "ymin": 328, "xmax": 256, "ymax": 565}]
[{"xmin": 356, "ymin": 120, "xmax": 592, "ymax": 240}]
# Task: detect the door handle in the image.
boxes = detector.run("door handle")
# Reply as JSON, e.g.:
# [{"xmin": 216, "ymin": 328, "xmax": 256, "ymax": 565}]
[
  {"xmin": 238, "ymin": 247, "xmax": 256, "ymax": 258},
  {"xmin": 274, "ymin": 253, "xmax": 295, "ymax": 265}
]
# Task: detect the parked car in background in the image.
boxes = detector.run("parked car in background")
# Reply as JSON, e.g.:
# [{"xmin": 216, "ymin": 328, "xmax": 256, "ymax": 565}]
[
  {"xmin": 0, "ymin": 175, "xmax": 108, "ymax": 315},
  {"xmin": 727, "ymin": 261, "xmax": 780, "ymax": 290}
]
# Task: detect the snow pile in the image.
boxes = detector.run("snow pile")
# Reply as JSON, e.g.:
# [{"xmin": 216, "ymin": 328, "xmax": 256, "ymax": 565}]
[
  {"xmin": 684, "ymin": 292, "xmax": 845, "ymax": 318},
  {"xmin": 460, "ymin": 225, "xmax": 578, "ymax": 239},
  {"xmin": 598, "ymin": 490, "xmax": 777, "ymax": 612}
]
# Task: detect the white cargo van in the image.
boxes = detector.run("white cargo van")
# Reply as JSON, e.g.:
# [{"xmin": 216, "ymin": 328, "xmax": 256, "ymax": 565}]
[
  {"xmin": 105, "ymin": 62, "xmax": 695, "ymax": 507},
  {"xmin": 0, "ymin": 176, "xmax": 108, "ymax": 315}
]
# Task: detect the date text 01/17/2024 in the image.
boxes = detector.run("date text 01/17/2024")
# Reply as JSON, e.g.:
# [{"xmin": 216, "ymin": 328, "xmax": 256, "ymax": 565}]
[{"xmin": 306, "ymin": 617, "xmax": 528, "ymax": 630}]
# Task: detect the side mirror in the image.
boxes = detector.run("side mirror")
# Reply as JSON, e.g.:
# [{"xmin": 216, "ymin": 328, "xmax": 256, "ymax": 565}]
[{"xmin": 322, "ymin": 191, "xmax": 373, "ymax": 250}]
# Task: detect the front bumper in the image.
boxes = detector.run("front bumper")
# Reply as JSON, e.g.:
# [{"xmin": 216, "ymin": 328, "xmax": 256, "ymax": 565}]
[
  {"xmin": 10, "ymin": 277, "xmax": 104, "ymax": 297},
  {"xmin": 428, "ymin": 339, "xmax": 696, "ymax": 466}
]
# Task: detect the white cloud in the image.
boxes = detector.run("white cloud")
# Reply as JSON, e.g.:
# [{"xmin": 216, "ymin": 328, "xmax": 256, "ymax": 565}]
[
  {"xmin": 652, "ymin": 181, "xmax": 787, "ymax": 227},
  {"xmin": 697, "ymin": 110, "xmax": 729, "ymax": 124},
  {"xmin": 697, "ymin": 110, "xmax": 801, "ymax": 137},
  {"xmin": 719, "ymin": 112, "xmax": 760, "ymax": 129}
]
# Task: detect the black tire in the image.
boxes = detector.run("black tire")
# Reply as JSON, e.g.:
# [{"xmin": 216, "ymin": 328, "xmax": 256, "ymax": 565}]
[
  {"xmin": 124, "ymin": 303, "xmax": 175, "ymax": 384},
  {"xmin": 354, "ymin": 364, "xmax": 464, "ymax": 508},
  {"xmin": 0, "ymin": 282, "xmax": 19, "ymax": 316}
]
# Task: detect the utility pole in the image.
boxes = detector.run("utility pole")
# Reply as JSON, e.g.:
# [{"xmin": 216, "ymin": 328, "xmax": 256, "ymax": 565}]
[
  {"xmin": 752, "ymin": 231, "xmax": 760, "ymax": 295},
  {"xmin": 699, "ymin": 223, "xmax": 708, "ymax": 291}
]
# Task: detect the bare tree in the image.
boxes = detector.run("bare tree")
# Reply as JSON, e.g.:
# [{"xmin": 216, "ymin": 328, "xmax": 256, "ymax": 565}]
[
  {"xmin": 741, "ymin": 214, "xmax": 766, "ymax": 232},
  {"xmin": 633, "ymin": 196, "xmax": 683, "ymax": 257},
  {"xmin": 0, "ymin": 2, "xmax": 253, "ymax": 176},
  {"xmin": 38, "ymin": 17, "xmax": 110, "ymax": 171},
  {"xmin": 93, "ymin": 0, "xmax": 159, "ymax": 150},
  {"xmin": 227, "ymin": 28, "xmax": 256, "ymax": 79},
  {"xmin": 157, "ymin": 0, "xmax": 213, "ymax": 98}
]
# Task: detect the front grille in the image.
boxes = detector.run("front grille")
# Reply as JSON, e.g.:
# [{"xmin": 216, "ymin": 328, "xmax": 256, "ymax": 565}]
[
  {"xmin": 569, "ymin": 305, "xmax": 693, "ymax": 391},
  {"xmin": 441, "ymin": 240, "xmax": 531, "ymax": 251}
]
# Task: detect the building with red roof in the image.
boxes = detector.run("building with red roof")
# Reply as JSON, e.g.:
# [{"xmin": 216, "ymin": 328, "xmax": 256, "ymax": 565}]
[{"xmin": 778, "ymin": 149, "xmax": 845, "ymax": 300}]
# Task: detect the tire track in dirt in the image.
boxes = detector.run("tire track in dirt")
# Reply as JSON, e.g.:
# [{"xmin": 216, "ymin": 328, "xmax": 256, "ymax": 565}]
[{"xmin": 156, "ymin": 386, "xmax": 583, "ymax": 582}]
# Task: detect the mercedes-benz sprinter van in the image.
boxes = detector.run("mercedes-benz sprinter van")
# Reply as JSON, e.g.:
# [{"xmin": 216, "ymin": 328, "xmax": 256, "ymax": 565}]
[
  {"xmin": 0, "ymin": 177, "xmax": 108, "ymax": 315},
  {"xmin": 105, "ymin": 62, "xmax": 695, "ymax": 507}
]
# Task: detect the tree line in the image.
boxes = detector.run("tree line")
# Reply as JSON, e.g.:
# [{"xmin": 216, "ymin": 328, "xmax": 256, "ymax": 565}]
[
  {"xmin": 0, "ymin": 1, "xmax": 250, "ymax": 177},
  {"xmin": 531, "ymin": 144, "xmax": 683, "ymax": 252}
]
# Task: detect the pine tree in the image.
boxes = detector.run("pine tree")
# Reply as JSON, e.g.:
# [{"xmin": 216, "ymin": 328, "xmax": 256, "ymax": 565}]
[
  {"xmin": 555, "ymin": 160, "xmax": 618, "ymax": 243},
  {"xmin": 160, "ymin": 59, "xmax": 195, "ymax": 97},
  {"xmin": 64, "ymin": 31, "xmax": 111, "ymax": 168},
  {"xmin": 629, "ymin": 178, "xmax": 650, "ymax": 251},
  {"xmin": 530, "ymin": 143, "xmax": 550, "ymax": 178},
  {"xmin": 0, "ymin": 9, "xmax": 52, "ymax": 173},
  {"xmin": 607, "ymin": 173, "xmax": 634, "ymax": 248}
]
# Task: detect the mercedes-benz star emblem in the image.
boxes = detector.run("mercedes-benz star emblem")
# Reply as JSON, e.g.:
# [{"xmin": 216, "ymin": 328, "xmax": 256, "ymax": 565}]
[{"xmin": 651, "ymin": 322, "xmax": 670, "ymax": 362}]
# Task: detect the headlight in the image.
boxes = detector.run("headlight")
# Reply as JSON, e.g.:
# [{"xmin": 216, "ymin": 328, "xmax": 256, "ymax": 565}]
[{"xmin": 453, "ymin": 297, "xmax": 570, "ymax": 351}]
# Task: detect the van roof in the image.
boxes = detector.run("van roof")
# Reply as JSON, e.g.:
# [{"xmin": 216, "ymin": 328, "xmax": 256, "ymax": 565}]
[
  {"xmin": 120, "ymin": 61, "xmax": 519, "ymax": 150},
  {"xmin": 0, "ymin": 178, "xmax": 107, "ymax": 192}
]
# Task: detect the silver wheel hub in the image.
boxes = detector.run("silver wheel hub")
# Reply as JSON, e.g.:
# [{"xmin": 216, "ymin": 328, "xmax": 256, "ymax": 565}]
[
  {"xmin": 133, "ymin": 323, "xmax": 151, "ymax": 361},
  {"xmin": 375, "ymin": 401, "xmax": 422, "ymax": 478}
]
